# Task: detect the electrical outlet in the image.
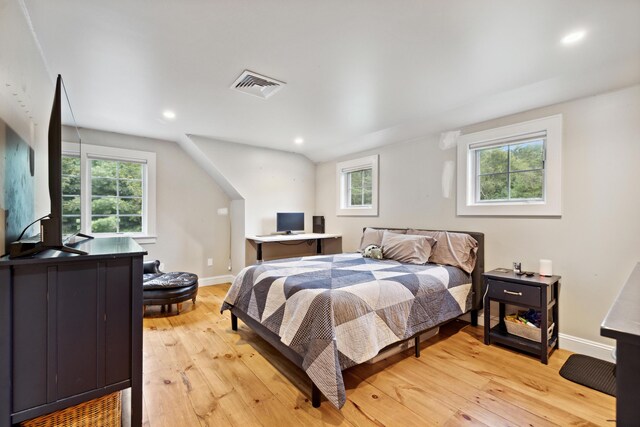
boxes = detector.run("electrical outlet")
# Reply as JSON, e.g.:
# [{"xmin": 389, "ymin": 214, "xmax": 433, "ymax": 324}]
[{"xmin": 207, "ymin": 258, "xmax": 213, "ymax": 267}]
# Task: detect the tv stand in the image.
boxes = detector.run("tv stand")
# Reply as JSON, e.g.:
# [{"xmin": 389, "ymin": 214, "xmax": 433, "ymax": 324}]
[
  {"xmin": 9, "ymin": 220, "xmax": 94, "ymax": 259},
  {"xmin": 0, "ymin": 237, "xmax": 146, "ymax": 427},
  {"xmin": 9, "ymin": 239, "xmax": 89, "ymax": 259},
  {"xmin": 74, "ymin": 232, "xmax": 94, "ymax": 240}
]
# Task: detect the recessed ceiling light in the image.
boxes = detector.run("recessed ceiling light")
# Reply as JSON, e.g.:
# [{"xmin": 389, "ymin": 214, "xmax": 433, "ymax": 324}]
[
  {"xmin": 294, "ymin": 137, "xmax": 304, "ymax": 145},
  {"xmin": 561, "ymin": 30, "xmax": 586, "ymax": 45},
  {"xmin": 163, "ymin": 110, "xmax": 176, "ymax": 120}
]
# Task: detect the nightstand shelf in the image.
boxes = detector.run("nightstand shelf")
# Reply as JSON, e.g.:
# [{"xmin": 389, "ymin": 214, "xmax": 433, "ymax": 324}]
[
  {"xmin": 483, "ymin": 269, "xmax": 561, "ymax": 364},
  {"xmin": 488, "ymin": 325, "xmax": 558, "ymax": 357}
]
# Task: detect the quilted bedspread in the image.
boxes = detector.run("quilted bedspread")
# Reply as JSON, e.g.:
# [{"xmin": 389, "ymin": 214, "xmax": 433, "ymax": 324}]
[{"xmin": 221, "ymin": 253, "xmax": 472, "ymax": 408}]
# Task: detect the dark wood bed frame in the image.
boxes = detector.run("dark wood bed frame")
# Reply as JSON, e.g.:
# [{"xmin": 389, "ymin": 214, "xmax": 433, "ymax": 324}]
[{"xmin": 229, "ymin": 228, "xmax": 485, "ymax": 407}]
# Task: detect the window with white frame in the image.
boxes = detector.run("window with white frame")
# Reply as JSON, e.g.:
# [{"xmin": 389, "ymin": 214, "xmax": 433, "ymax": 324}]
[
  {"xmin": 336, "ymin": 154, "xmax": 379, "ymax": 216},
  {"xmin": 62, "ymin": 142, "xmax": 157, "ymax": 242},
  {"xmin": 89, "ymin": 158, "xmax": 144, "ymax": 233},
  {"xmin": 457, "ymin": 115, "xmax": 562, "ymax": 216}
]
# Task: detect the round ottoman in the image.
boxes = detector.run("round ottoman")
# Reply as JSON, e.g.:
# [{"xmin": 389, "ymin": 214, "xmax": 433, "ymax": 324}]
[{"xmin": 143, "ymin": 271, "xmax": 199, "ymax": 314}]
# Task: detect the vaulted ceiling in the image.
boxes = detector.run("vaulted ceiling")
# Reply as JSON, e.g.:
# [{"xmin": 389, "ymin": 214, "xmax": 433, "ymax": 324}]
[{"xmin": 24, "ymin": 0, "xmax": 640, "ymax": 161}]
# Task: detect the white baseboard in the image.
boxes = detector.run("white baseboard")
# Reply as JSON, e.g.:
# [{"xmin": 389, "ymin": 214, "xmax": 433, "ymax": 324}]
[
  {"xmin": 199, "ymin": 275, "xmax": 235, "ymax": 287},
  {"xmin": 558, "ymin": 333, "xmax": 615, "ymax": 362},
  {"xmin": 460, "ymin": 311, "xmax": 615, "ymax": 362}
]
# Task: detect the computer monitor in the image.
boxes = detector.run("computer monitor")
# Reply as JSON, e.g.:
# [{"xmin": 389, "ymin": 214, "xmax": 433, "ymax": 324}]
[{"xmin": 276, "ymin": 212, "xmax": 304, "ymax": 234}]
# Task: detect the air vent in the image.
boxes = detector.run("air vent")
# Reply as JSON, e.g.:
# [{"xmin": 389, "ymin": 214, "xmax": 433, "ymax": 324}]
[{"xmin": 230, "ymin": 70, "xmax": 285, "ymax": 99}]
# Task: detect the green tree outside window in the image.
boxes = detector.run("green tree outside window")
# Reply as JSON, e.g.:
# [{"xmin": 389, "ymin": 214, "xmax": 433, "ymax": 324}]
[
  {"xmin": 91, "ymin": 159, "xmax": 143, "ymax": 233},
  {"xmin": 61, "ymin": 156, "xmax": 145, "ymax": 234},
  {"xmin": 477, "ymin": 140, "xmax": 544, "ymax": 201},
  {"xmin": 348, "ymin": 168, "xmax": 372, "ymax": 207},
  {"xmin": 61, "ymin": 156, "xmax": 81, "ymax": 235}
]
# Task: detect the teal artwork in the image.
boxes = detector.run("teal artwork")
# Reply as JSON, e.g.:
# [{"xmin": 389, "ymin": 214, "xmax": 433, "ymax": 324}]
[{"xmin": 2, "ymin": 123, "xmax": 35, "ymax": 253}]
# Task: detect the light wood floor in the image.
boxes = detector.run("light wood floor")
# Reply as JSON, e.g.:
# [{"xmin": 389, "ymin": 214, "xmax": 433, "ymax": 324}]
[{"xmin": 140, "ymin": 284, "xmax": 615, "ymax": 426}]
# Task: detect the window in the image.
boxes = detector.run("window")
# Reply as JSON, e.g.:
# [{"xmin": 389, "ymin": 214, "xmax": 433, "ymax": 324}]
[
  {"xmin": 475, "ymin": 137, "xmax": 545, "ymax": 202},
  {"xmin": 347, "ymin": 168, "xmax": 373, "ymax": 207},
  {"xmin": 336, "ymin": 155, "xmax": 378, "ymax": 216},
  {"xmin": 62, "ymin": 155, "xmax": 81, "ymax": 235},
  {"xmin": 62, "ymin": 142, "xmax": 157, "ymax": 242},
  {"xmin": 457, "ymin": 115, "xmax": 562, "ymax": 216},
  {"xmin": 90, "ymin": 159, "xmax": 144, "ymax": 233}
]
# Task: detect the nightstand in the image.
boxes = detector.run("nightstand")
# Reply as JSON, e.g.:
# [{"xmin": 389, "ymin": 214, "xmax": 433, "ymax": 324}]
[{"xmin": 483, "ymin": 269, "xmax": 561, "ymax": 364}]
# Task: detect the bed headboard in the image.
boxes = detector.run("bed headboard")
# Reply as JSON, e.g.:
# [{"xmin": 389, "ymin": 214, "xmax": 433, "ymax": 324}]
[{"xmin": 364, "ymin": 227, "xmax": 485, "ymax": 311}]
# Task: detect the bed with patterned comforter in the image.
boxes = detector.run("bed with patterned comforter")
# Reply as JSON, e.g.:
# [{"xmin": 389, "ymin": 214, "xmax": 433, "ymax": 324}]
[{"xmin": 221, "ymin": 252, "xmax": 473, "ymax": 408}]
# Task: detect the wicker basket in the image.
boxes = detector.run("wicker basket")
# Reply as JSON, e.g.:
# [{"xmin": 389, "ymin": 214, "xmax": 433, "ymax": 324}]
[
  {"xmin": 505, "ymin": 317, "xmax": 554, "ymax": 343},
  {"xmin": 21, "ymin": 392, "xmax": 121, "ymax": 427}
]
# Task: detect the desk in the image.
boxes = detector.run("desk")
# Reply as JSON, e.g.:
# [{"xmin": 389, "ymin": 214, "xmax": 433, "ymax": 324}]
[
  {"xmin": 601, "ymin": 262, "xmax": 640, "ymax": 426},
  {"xmin": 246, "ymin": 233, "xmax": 342, "ymax": 264}
]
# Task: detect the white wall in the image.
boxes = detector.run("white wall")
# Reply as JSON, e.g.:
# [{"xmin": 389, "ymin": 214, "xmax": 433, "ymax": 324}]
[
  {"xmin": 229, "ymin": 199, "xmax": 245, "ymax": 275},
  {"xmin": 62, "ymin": 127, "xmax": 231, "ymax": 279},
  {"xmin": 315, "ymin": 85, "xmax": 640, "ymax": 347},
  {"xmin": 0, "ymin": 0, "xmax": 54, "ymax": 244},
  {"xmin": 190, "ymin": 136, "xmax": 316, "ymax": 235}
]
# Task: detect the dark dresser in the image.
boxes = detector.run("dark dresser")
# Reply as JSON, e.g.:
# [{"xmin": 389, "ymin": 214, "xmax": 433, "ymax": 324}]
[
  {"xmin": 0, "ymin": 237, "xmax": 146, "ymax": 427},
  {"xmin": 601, "ymin": 262, "xmax": 640, "ymax": 427}
]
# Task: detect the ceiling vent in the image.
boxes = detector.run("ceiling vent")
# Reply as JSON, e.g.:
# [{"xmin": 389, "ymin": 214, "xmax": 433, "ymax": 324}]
[{"xmin": 230, "ymin": 70, "xmax": 285, "ymax": 99}]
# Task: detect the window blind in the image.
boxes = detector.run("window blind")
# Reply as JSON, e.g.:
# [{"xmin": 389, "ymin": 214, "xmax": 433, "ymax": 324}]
[{"xmin": 468, "ymin": 130, "xmax": 547, "ymax": 151}]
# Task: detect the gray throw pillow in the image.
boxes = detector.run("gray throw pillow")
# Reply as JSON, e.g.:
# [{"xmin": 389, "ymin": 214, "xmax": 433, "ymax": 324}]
[
  {"xmin": 407, "ymin": 229, "xmax": 478, "ymax": 273},
  {"xmin": 358, "ymin": 227, "xmax": 406, "ymax": 252},
  {"xmin": 380, "ymin": 231, "xmax": 432, "ymax": 264}
]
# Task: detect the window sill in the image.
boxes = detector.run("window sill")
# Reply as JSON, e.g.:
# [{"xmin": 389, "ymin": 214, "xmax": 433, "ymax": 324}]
[
  {"xmin": 457, "ymin": 202, "xmax": 560, "ymax": 217},
  {"xmin": 472, "ymin": 200, "xmax": 545, "ymax": 206},
  {"xmin": 336, "ymin": 207, "xmax": 379, "ymax": 217}
]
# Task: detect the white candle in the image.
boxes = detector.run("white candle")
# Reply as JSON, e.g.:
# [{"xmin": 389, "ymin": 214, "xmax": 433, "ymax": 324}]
[{"xmin": 539, "ymin": 259, "xmax": 553, "ymax": 276}]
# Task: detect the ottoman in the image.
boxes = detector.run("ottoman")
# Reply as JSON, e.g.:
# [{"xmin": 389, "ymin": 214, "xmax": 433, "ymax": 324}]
[{"xmin": 143, "ymin": 260, "xmax": 199, "ymax": 314}]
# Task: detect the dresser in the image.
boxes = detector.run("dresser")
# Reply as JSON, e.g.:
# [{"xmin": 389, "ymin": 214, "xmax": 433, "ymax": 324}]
[{"xmin": 0, "ymin": 237, "xmax": 146, "ymax": 427}]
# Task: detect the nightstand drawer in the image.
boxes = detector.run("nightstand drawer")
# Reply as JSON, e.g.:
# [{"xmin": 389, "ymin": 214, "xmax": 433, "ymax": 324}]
[{"xmin": 487, "ymin": 279, "xmax": 541, "ymax": 307}]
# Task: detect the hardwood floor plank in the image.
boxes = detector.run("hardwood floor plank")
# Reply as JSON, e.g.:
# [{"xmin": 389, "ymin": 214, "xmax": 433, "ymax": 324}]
[
  {"xmin": 443, "ymin": 411, "xmax": 490, "ymax": 427},
  {"xmin": 217, "ymin": 389, "xmax": 265, "ymax": 427},
  {"xmin": 482, "ymin": 381, "xmax": 601, "ymax": 427},
  {"xmin": 359, "ymin": 357, "xmax": 541, "ymax": 427},
  {"xmin": 347, "ymin": 368, "xmax": 460, "ymax": 425},
  {"xmin": 143, "ymin": 367, "xmax": 206, "ymax": 427},
  {"xmin": 341, "ymin": 376, "xmax": 428, "ymax": 427},
  {"xmin": 426, "ymin": 329, "xmax": 615, "ymax": 425},
  {"xmin": 177, "ymin": 363, "xmax": 233, "ymax": 426},
  {"xmin": 140, "ymin": 285, "xmax": 616, "ymax": 427}
]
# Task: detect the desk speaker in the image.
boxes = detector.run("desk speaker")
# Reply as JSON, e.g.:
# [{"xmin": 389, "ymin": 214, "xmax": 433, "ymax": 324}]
[{"xmin": 313, "ymin": 216, "xmax": 325, "ymax": 233}]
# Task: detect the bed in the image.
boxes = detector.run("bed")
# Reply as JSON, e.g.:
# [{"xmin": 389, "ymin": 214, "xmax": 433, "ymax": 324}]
[{"xmin": 221, "ymin": 228, "xmax": 484, "ymax": 409}]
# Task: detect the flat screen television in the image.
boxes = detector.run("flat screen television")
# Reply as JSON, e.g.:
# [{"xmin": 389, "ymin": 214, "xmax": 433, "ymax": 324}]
[
  {"xmin": 276, "ymin": 212, "xmax": 304, "ymax": 234},
  {"xmin": 9, "ymin": 75, "xmax": 89, "ymax": 258}
]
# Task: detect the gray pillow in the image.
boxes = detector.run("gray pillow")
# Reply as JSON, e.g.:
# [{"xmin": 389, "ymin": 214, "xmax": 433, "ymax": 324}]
[
  {"xmin": 407, "ymin": 229, "xmax": 478, "ymax": 273},
  {"xmin": 358, "ymin": 228, "xmax": 406, "ymax": 252},
  {"xmin": 380, "ymin": 231, "xmax": 432, "ymax": 264}
]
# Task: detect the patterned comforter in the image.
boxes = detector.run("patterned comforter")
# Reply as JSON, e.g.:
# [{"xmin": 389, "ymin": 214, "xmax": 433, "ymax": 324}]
[{"xmin": 221, "ymin": 253, "xmax": 472, "ymax": 408}]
